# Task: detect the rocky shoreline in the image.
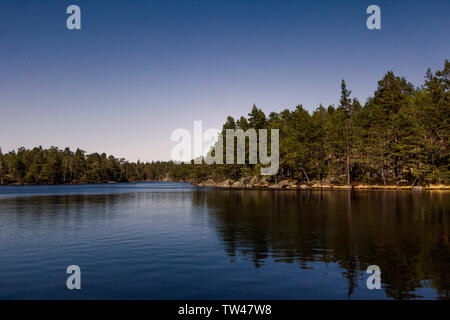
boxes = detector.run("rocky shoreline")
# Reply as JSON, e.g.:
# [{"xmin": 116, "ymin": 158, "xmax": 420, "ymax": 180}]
[
  {"xmin": 190, "ymin": 176, "xmax": 450, "ymax": 191},
  {"xmin": 1, "ymin": 177, "xmax": 449, "ymax": 191}
]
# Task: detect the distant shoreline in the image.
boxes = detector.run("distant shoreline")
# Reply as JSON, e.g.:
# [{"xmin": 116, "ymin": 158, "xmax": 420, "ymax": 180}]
[
  {"xmin": 191, "ymin": 178, "xmax": 450, "ymax": 191},
  {"xmin": 2, "ymin": 179, "xmax": 449, "ymax": 191}
]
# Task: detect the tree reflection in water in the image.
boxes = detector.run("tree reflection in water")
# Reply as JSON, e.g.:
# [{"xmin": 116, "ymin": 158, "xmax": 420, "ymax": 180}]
[{"xmin": 193, "ymin": 190, "xmax": 450, "ymax": 300}]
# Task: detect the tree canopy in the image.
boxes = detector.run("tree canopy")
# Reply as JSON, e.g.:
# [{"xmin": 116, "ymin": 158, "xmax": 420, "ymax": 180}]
[{"xmin": 1, "ymin": 60, "xmax": 448, "ymax": 186}]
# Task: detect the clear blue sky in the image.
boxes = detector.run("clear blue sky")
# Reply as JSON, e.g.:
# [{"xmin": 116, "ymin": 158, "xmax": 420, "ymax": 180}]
[{"xmin": 1, "ymin": 0, "xmax": 449, "ymax": 161}]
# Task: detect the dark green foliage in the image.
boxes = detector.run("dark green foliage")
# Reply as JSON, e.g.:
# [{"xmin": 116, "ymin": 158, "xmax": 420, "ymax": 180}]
[
  {"xmin": 0, "ymin": 146, "xmax": 176, "ymax": 185},
  {"xmin": 173, "ymin": 61, "xmax": 449, "ymax": 186},
  {"xmin": 1, "ymin": 61, "xmax": 448, "ymax": 186}
]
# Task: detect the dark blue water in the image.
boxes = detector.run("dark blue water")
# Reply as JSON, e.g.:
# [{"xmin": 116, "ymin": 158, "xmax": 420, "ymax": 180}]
[{"xmin": 0, "ymin": 182, "xmax": 448, "ymax": 299}]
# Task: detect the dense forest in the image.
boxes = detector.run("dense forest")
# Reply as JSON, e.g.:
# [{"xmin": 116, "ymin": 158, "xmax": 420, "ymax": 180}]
[
  {"xmin": 0, "ymin": 146, "xmax": 175, "ymax": 185},
  {"xmin": 170, "ymin": 60, "xmax": 449, "ymax": 186},
  {"xmin": 0, "ymin": 60, "xmax": 448, "ymax": 186}
]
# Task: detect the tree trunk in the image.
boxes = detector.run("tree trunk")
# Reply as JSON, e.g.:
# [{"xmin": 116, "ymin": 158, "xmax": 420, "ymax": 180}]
[
  {"xmin": 346, "ymin": 154, "xmax": 350, "ymax": 186},
  {"xmin": 345, "ymin": 122, "xmax": 351, "ymax": 186},
  {"xmin": 301, "ymin": 167, "xmax": 310, "ymax": 184}
]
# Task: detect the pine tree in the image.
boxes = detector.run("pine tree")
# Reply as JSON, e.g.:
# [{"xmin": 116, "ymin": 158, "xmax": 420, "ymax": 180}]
[{"xmin": 339, "ymin": 80, "xmax": 353, "ymax": 186}]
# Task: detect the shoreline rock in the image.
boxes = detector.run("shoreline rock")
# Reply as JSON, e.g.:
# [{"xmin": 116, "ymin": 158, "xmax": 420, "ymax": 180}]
[
  {"xmin": 1, "ymin": 178, "xmax": 449, "ymax": 191},
  {"xmin": 190, "ymin": 176, "xmax": 450, "ymax": 191}
]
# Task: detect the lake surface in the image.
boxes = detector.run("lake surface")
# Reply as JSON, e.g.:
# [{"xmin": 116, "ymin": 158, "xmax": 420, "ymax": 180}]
[{"xmin": 0, "ymin": 182, "xmax": 448, "ymax": 300}]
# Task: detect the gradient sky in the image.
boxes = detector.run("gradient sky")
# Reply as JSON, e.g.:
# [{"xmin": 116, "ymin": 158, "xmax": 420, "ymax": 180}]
[{"xmin": 1, "ymin": 0, "xmax": 449, "ymax": 161}]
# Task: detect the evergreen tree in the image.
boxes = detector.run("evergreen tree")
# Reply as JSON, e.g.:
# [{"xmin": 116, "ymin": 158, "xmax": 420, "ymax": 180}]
[{"xmin": 1, "ymin": 61, "xmax": 448, "ymax": 187}]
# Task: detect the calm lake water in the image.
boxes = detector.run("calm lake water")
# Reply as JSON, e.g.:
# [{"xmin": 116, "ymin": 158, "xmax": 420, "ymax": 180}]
[{"xmin": 0, "ymin": 182, "xmax": 448, "ymax": 300}]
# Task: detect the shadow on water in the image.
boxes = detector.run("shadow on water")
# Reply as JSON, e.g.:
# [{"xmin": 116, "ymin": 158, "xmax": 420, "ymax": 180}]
[
  {"xmin": 0, "ymin": 185, "xmax": 448, "ymax": 299},
  {"xmin": 193, "ymin": 190, "xmax": 450, "ymax": 300}
]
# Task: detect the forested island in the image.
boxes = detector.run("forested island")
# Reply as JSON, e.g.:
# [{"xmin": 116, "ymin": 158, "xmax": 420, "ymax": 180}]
[{"xmin": 1, "ymin": 60, "xmax": 448, "ymax": 189}]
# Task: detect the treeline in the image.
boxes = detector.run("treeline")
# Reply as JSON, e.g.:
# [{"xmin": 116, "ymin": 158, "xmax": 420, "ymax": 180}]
[
  {"xmin": 1, "ymin": 60, "xmax": 448, "ymax": 186},
  {"xmin": 0, "ymin": 147, "xmax": 175, "ymax": 185},
  {"xmin": 172, "ymin": 60, "xmax": 449, "ymax": 186}
]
